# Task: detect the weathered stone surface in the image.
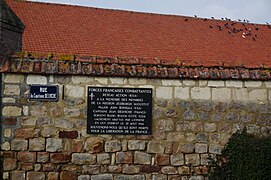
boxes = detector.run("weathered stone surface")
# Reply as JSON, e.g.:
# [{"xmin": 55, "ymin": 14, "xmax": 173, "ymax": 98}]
[
  {"xmin": 147, "ymin": 141, "xmax": 165, "ymax": 153},
  {"xmin": 26, "ymin": 75, "xmax": 47, "ymax": 84},
  {"xmin": 249, "ymin": 89, "xmax": 267, "ymax": 101},
  {"xmin": 191, "ymin": 87, "xmax": 211, "ymax": 100},
  {"xmin": 48, "ymin": 172, "xmax": 59, "ymax": 180},
  {"xmin": 122, "ymin": 164, "xmax": 140, "ymax": 174},
  {"xmin": 128, "ymin": 140, "xmax": 146, "ymax": 150},
  {"xmin": 1, "ymin": 142, "xmax": 10, "ymax": 151},
  {"xmin": 18, "ymin": 152, "xmax": 36, "ymax": 163},
  {"xmin": 37, "ymin": 152, "xmax": 49, "ymax": 163},
  {"xmin": 3, "ymin": 172, "xmax": 9, "ymax": 180},
  {"xmin": 226, "ymin": 80, "xmax": 243, "ymax": 87},
  {"xmin": 91, "ymin": 174, "xmax": 113, "ymax": 180},
  {"xmin": 21, "ymin": 116, "xmax": 36, "ymax": 126},
  {"xmin": 2, "ymin": 151, "xmax": 14, "ymax": 158},
  {"xmin": 84, "ymin": 137, "xmax": 103, "ymax": 153},
  {"xmin": 204, "ymin": 123, "xmax": 217, "ymax": 132},
  {"xmin": 208, "ymin": 80, "xmax": 225, "ymax": 87},
  {"xmin": 72, "ymin": 140, "xmax": 83, "ymax": 152},
  {"xmin": 195, "ymin": 133, "xmax": 208, "ymax": 143},
  {"xmin": 72, "ymin": 153, "xmax": 96, "ymax": 165},
  {"xmin": 2, "ymin": 106, "xmax": 22, "ymax": 116},
  {"xmin": 188, "ymin": 176, "xmax": 205, "ymax": 180},
  {"xmin": 168, "ymin": 175, "xmax": 181, "ymax": 180},
  {"xmin": 180, "ymin": 143, "xmax": 194, "ymax": 153},
  {"xmin": 50, "ymin": 153, "xmax": 71, "ymax": 163},
  {"xmin": 108, "ymin": 165, "xmax": 122, "ymax": 173},
  {"xmin": 29, "ymin": 138, "xmax": 45, "ymax": 151},
  {"xmin": 34, "ymin": 163, "xmax": 42, "ymax": 171},
  {"xmin": 82, "ymin": 165, "xmax": 100, "ymax": 174},
  {"xmin": 54, "ymin": 119, "xmax": 74, "ymax": 129},
  {"xmin": 209, "ymin": 133, "xmax": 221, "ymax": 143},
  {"xmin": 60, "ymin": 171, "xmax": 78, "ymax": 180},
  {"xmin": 185, "ymin": 154, "xmax": 200, "ymax": 166},
  {"xmin": 212, "ymin": 88, "xmax": 231, "ymax": 101},
  {"xmin": 21, "ymin": 163, "xmax": 34, "ymax": 171},
  {"xmin": 244, "ymin": 81, "xmax": 262, "ymax": 87},
  {"xmin": 4, "ymin": 84, "xmax": 20, "ymax": 95},
  {"xmin": 95, "ymin": 77, "xmax": 109, "ymax": 84},
  {"xmin": 30, "ymin": 105, "xmax": 47, "ymax": 116},
  {"xmin": 194, "ymin": 166, "xmax": 208, "ymax": 175},
  {"xmin": 156, "ymin": 119, "xmax": 174, "ymax": 131},
  {"xmin": 11, "ymin": 171, "xmax": 25, "ymax": 180},
  {"xmin": 95, "ymin": 153, "xmax": 110, "ymax": 165},
  {"xmin": 200, "ymin": 154, "xmax": 209, "ymax": 165},
  {"xmin": 64, "ymin": 107, "xmax": 81, "ymax": 117},
  {"xmin": 155, "ymin": 154, "xmax": 170, "ymax": 165},
  {"xmin": 195, "ymin": 143, "xmax": 208, "ymax": 153},
  {"xmin": 134, "ymin": 151, "xmax": 151, "ymax": 165},
  {"xmin": 21, "ymin": 163, "xmax": 33, "ymax": 171},
  {"xmin": 78, "ymin": 175, "xmax": 90, "ymax": 180},
  {"xmin": 115, "ymin": 175, "xmax": 145, "ymax": 180},
  {"xmin": 26, "ymin": 172, "xmax": 45, "ymax": 180},
  {"xmin": 232, "ymin": 89, "xmax": 249, "ymax": 101},
  {"xmin": 109, "ymin": 77, "xmax": 127, "ymax": 84},
  {"xmin": 121, "ymin": 140, "xmax": 128, "ymax": 151},
  {"xmin": 174, "ymin": 87, "xmax": 189, "ymax": 100},
  {"xmin": 4, "ymin": 74, "xmax": 25, "ymax": 83},
  {"xmin": 2, "ymin": 97, "xmax": 16, "ymax": 103},
  {"xmin": 209, "ymin": 144, "xmax": 223, "ymax": 154},
  {"xmin": 42, "ymin": 163, "xmax": 55, "ymax": 172},
  {"xmin": 165, "ymin": 109, "xmax": 178, "ymax": 118},
  {"xmin": 183, "ymin": 109, "xmax": 196, "ymax": 120},
  {"xmin": 71, "ymin": 76, "xmax": 94, "ymax": 84},
  {"xmin": 167, "ymin": 132, "xmax": 185, "ymax": 142},
  {"xmin": 178, "ymin": 166, "xmax": 190, "ymax": 175},
  {"xmin": 116, "ymin": 152, "xmax": 133, "ymax": 164},
  {"xmin": 161, "ymin": 166, "xmax": 178, "ymax": 174},
  {"xmin": 3, "ymin": 158, "xmax": 17, "ymax": 170},
  {"xmin": 129, "ymin": 78, "xmax": 147, "ymax": 85},
  {"xmin": 36, "ymin": 117, "xmax": 51, "ymax": 126},
  {"xmin": 156, "ymin": 87, "xmax": 173, "ymax": 99},
  {"xmin": 186, "ymin": 133, "xmax": 196, "ymax": 142},
  {"xmin": 50, "ymin": 105, "xmax": 63, "ymax": 117},
  {"xmin": 66, "ymin": 85, "xmax": 84, "ymax": 97},
  {"xmin": 41, "ymin": 126, "xmax": 58, "ymax": 137},
  {"xmin": 157, "ymin": 100, "xmax": 168, "ymax": 107},
  {"xmin": 170, "ymin": 153, "xmax": 184, "ymax": 166},
  {"xmin": 140, "ymin": 165, "xmax": 161, "ymax": 173},
  {"xmin": 46, "ymin": 138, "xmax": 62, "ymax": 152},
  {"xmin": 105, "ymin": 140, "xmax": 121, "ymax": 152}
]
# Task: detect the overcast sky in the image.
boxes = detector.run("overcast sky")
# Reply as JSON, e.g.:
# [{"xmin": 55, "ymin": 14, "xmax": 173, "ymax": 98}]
[{"xmin": 31, "ymin": 0, "xmax": 270, "ymax": 24}]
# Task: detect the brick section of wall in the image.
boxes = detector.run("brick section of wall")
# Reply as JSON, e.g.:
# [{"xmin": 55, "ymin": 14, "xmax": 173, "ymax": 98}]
[
  {"xmin": 1, "ymin": 74, "xmax": 271, "ymax": 179},
  {"xmin": 1, "ymin": 57, "xmax": 271, "ymax": 80}
]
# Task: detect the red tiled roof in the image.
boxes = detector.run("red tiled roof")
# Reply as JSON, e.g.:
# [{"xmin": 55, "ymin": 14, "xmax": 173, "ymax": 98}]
[{"xmin": 6, "ymin": 0, "xmax": 271, "ymax": 68}]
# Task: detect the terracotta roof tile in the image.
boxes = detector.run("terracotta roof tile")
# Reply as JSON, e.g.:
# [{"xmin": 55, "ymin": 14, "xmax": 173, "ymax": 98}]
[{"xmin": 5, "ymin": 0, "xmax": 271, "ymax": 68}]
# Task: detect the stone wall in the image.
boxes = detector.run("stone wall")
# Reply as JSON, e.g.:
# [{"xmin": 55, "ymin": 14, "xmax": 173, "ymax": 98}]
[{"xmin": 1, "ymin": 73, "xmax": 271, "ymax": 180}]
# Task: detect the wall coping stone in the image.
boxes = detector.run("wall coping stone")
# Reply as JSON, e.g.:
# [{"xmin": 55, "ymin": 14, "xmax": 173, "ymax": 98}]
[{"xmin": 0, "ymin": 54, "xmax": 271, "ymax": 80}]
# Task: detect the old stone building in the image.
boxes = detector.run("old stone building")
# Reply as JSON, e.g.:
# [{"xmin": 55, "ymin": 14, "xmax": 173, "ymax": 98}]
[{"xmin": 1, "ymin": 0, "xmax": 271, "ymax": 179}]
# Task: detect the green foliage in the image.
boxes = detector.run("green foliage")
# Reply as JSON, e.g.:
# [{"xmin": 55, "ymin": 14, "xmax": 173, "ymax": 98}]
[{"xmin": 208, "ymin": 128, "xmax": 271, "ymax": 180}]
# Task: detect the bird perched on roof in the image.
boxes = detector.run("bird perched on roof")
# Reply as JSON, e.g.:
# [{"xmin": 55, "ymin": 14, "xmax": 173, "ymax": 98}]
[
  {"xmin": 194, "ymin": 15, "xmax": 197, "ymax": 18},
  {"xmin": 267, "ymin": 22, "xmax": 271, "ymax": 29},
  {"xmin": 211, "ymin": 17, "xmax": 214, "ymax": 19}
]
